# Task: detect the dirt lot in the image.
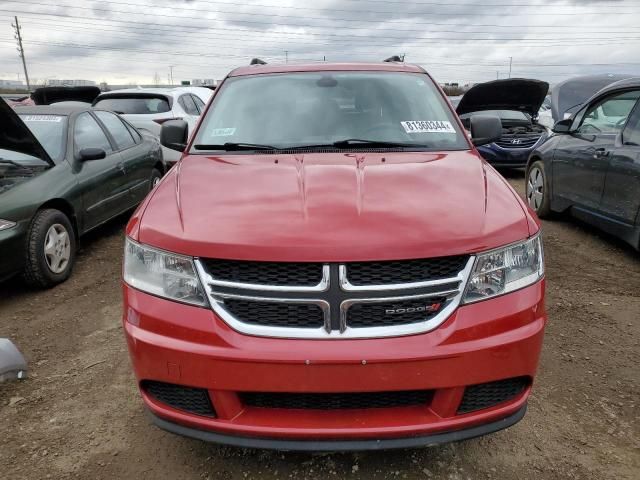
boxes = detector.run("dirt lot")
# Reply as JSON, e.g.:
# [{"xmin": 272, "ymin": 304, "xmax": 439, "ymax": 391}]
[{"xmin": 1, "ymin": 174, "xmax": 639, "ymax": 480}]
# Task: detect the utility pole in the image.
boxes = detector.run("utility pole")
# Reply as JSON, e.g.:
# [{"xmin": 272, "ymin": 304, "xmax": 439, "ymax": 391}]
[
  {"xmin": 496, "ymin": 71, "xmax": 499, "ymax": 80},
  {"xmin": 508, "ymin": 56, "xmax": 512, "ymax": 78},
  {"xmin": 285, "ymin": 50, "xmax": 288, "ymax": 63},
  {"xmin": 169, "ymin": 65, "xmax": 174, "ymax": 85},
  {"xmin": 12, "ymin": 16, "xmax": 30, "ymax": 90}
]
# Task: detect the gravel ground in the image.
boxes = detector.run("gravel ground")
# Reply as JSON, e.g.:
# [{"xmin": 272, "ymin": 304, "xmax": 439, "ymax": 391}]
[{"xmin": 0, "ymin": 174, "xmax": 639, "ymax": 480}]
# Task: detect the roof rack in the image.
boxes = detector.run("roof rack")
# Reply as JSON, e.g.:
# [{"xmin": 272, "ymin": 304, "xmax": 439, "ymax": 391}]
[
  {"xmin": 384, "ymin": 55, "xmax": 404, "ymax": 63},
  {"xmin": 250, "ymin": 58, "xmax": 267, "ymax": 66}
]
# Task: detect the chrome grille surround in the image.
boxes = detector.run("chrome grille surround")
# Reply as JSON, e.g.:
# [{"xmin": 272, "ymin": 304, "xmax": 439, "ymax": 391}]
[{"xmin": 195, "ymin": 257, "xmax": 475, "ymax": 339}]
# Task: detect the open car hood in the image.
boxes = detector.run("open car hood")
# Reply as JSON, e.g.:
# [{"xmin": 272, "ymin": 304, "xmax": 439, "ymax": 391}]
[
  {"xmin": 31, "ymin": 86, "xmax": 101, "ymax": 105},
  {"xmin": 0, "ymin": 99, "xmax": 54, "ymax": 166},
  {"xmin": 550, "ymin": 74, "xmax": 634, "ymax": 122},
  {"xmin": 456, "ymin": 79, "xmax": 549, "ymax": 117}
]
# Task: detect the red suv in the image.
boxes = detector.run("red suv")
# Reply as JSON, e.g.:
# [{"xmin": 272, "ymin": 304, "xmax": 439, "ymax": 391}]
[{"xmin": 122, "ymin": 61, "xmax": 546, "ymax": 450}]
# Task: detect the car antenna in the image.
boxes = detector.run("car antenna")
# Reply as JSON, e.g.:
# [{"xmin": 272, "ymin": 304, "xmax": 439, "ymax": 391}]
[
  {"xmin": 250, "ymin": 58, "xmax": 267, "ymax": 65},
  {"xmin": 384, "ymin": 55, "xmax": 404, "ymax": 63}
]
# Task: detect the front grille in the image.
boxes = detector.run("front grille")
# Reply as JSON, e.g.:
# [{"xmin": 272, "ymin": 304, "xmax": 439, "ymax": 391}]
[
  {"xmin": 241, "ymin": 390, "xmax": 432, "ymax": 410},
  {"xmin": 494, "ymin": 135, "xmax": 541, "ymax": 149},
  {"xmin": 142, "ymin": 381, "xmax": 216, "ymax": 417},
  {"xmin": 457, "ymin": 377, "xmax": 529, "ymax": 414},
  {"xmin": 346, "ymin": 297, "xmax": 446, "ymax": 328},
  {"xmin": 201, "ymin": 259, "xmax": 323, "ymax": 286},
  {"xmin": 345, "ymin": 256, "xmax": 468, "ymax": 286},
  {"xmin": 198, "ymin": 255, "xmax": 470, "ymax": 339},
  {"xmin": 222, "ymin": 299, "xmax": 325, "ymax": 328}
]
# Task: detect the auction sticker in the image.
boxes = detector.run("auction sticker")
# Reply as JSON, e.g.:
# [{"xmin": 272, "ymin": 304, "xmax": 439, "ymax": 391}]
[
  {"xmin": 21, "ymin": 115, "xmax": 63, "ymax": 122},
  {"xmin": 210, "ymin": 127, "xmax": 236, "ymax": 137},
  {"xmin": 401, "ymin": 120, "xmax": 456, "ymax": 134}
]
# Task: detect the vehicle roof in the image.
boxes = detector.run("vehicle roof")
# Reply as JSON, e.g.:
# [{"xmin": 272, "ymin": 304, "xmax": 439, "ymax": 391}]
[
  {"xmin": 228, "ymin": 62, "xmax": 426, "ymax": 77},
  {"xmin": 596, "ymin": 76, "xmax": 640, "ymax": 94},
  {"xmin": 13, "ymin": 105, "xmax": 92, "ymax": 116}
]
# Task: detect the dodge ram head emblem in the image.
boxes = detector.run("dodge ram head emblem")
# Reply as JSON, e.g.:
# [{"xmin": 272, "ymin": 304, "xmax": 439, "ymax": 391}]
[{"xmin": 385, "ymin": 303, "xmax": 442, "ymax": 315}]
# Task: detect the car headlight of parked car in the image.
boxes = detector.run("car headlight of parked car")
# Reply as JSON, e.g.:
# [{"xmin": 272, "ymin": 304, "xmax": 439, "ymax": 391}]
[
  {"xmin": 463, "ymin": 235, "xmax": 544, "ymax": 303},
  {"xmin": 123, "ymin": 238, "xmax": 207, "ymax": 306},
  {"xmin": 0, "ymin": 219, "xmax": 17, "ymax": 231}
]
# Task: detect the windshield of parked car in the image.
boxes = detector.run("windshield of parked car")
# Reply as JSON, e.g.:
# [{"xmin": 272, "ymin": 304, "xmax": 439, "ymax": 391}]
[
  {"xmin": 17, "ymin": 114, "xmax": 67, "ymax": 162},
  {"xmin": 93, "ymin": 96, "xmax": 171, "ymax": 114},
  {"xmin": 193, "ymin": 72, "xmax": 469, "ymax": 151}
]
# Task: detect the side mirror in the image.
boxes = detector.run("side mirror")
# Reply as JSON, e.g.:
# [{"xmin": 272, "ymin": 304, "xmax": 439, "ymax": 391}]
[
  {"xmin": 470, "ymin": 115, "xmax": 502, "ymax": 146},
  {"xmin": 78, "ymin": 147, "xmax": 106, "ymax": 161},
  {"xmin": 552, "ymin": 118, "xmax": 573, "ymax": 134},
  {"xmin": 160, "ymin": 120, "xmax": 188, "ymax": 152}
]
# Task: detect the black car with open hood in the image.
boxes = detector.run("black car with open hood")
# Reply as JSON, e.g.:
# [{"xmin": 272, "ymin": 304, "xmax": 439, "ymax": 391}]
[
  {"xmin": 456, "ymin": 79, "xmax": 549, "ymax": 118},
  {"xmin": 456, "ymin": 79, "xmax": 550, "ymax": 168}
]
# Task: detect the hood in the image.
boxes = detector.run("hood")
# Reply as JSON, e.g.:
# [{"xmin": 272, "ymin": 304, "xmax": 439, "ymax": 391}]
[
  {"xmin": 0, "ymin": 99, "xmax": 54, "ymax": 166},
  {"xmin": 31, "ymin": 86, "xmax": 101, "ymax": 105},
  {"xmin": 133, "ymin": 152, "xmax": 534, "ymax": 261},
  {"xmin": 456, "ymin": 79, "xmax": 549, "ymax": 117},
  {"xmin": 551, "ymin": 74, "xmax": 634, "ymax": 122}
]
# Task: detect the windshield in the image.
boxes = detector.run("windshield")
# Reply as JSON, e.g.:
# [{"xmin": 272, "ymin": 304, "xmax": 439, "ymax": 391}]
[
  {"xmin": 193, "ymin": 72, "xmax": 468, "ymax": 150},
  {"xmin": 93, "ymin": 96, "xmax": 171, "ymax": 114},
  {"xmin": 18, "ymin": 114, "xmax": 67, "ymax": 162}
]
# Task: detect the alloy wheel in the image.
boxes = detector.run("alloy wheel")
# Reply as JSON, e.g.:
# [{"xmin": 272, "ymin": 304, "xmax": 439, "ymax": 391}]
[
  {"xmin": 44, "ymin": 223, "xmax": 71, "ymax": 274},
  {"xmin": 527, "ymin": 167, "xmax": 544, "ymax": 211}
]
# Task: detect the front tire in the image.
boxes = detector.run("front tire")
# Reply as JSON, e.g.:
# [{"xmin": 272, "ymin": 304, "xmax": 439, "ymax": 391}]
[
  {"xmin": 23, "ymin": 209, "xmax": 77, "ymax": 288},
  {"xmin": 526, "ymin": 160, "xmax": 551, "ymax": 218}
]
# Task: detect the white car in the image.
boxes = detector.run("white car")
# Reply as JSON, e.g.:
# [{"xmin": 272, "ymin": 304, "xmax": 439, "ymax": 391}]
[{"xmin": 93, "ymin": 87, "xmax": 213, "ymax": 165}]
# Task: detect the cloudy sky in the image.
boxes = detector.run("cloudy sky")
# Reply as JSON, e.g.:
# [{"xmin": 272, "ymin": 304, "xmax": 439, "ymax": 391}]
[{"xmin": 1, "ymin": 0, "xmax": 639, "ymax": 87}]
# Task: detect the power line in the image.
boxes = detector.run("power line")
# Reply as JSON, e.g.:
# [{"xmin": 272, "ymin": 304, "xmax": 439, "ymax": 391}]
[{"xmin": 3, "ymin": 9, "xmax": 640, "ymax": 47}]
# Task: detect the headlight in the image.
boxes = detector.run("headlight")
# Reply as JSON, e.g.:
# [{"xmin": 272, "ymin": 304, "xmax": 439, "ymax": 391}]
[
  {"xmin": 123, "ymin": 238, "xmax": 207, "ymax": 307},
  {"xmin": 463, "ymin": 235, "xmax": 544, "ymax": 303},
  {"xmin": 0, "ymin": 219, "xmax": 17, "ymax": 231}
]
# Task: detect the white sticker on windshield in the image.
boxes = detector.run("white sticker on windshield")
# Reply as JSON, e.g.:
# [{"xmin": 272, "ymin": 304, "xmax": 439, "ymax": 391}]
[
  {"xmin": 401, "ymin": 121, "xmax": 456, "ymax": 134},
  {"xmin": 22, "ymin": 115, "xmax": 63, "ymax": 122},
  {"xmin": 210, "ymin": 128, "xmax": 236, "ymax": 137}
]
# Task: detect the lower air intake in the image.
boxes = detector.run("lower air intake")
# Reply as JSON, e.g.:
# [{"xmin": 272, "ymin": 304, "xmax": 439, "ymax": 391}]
[
  {"xmin": 241, "ymin": 390, "xmax": 432, "ymax": 410},
  {"xmin": 142, "ymin": 381, "xmax": 216, "ymax": 417},
  {"xmin": 457, "ymin": 377, "xmax": 529, "ymax": 414}
]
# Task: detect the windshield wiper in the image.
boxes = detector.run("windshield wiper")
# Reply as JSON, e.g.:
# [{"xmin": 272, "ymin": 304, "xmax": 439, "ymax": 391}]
[
  {"xmin": 332, "ymin": 139, "xmax": 428, "ymax": 149},
  {"xmin": 193, "ymin": 142, "xmax": 279, "ymax": 151}
]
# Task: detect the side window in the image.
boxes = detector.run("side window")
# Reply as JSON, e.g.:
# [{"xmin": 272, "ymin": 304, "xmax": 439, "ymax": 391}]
[
  {"xmin": 191, "ymin": 94, "xmax": 206, "ymax": 114},
  {"xmin": 74, "ymin": 113, "xmax": 112, "ymax": 154},
  {"xmin": 123, "ymin": 120, "xmax": 142, "ymax": 143},
  {"xmin": 622, "ymin": 104, "xmax": 640, "ymax": 146},
  {"xmin": 578, "ymin": 90, "xmax": 640, "ymax": 135},
  {"xmin": 95, "ymin": 111, "xmax": 136, "ymax": 150},
  {"xmin": 179, "ymin": 94, "xmax": 199, "ymax": 115}
]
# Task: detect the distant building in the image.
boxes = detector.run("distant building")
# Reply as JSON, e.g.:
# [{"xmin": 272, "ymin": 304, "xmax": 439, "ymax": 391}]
[
  {"xmin": 46, "ymin": 79, "xmax": 97, "ymax": 87},
  {"xmin": 191, "ymin": 78, "xmax": 217, "ymax": 87}
]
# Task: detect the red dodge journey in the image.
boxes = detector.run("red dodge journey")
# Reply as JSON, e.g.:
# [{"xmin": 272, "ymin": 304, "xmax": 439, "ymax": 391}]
[{"xmin": 122, "ymin": 60, "xmax": 546, "ymax": 451}]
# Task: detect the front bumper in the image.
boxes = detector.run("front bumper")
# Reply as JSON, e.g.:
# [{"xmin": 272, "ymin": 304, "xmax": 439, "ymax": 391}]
[
  {"xmin": 0, "ymin": 221, "xmax": 28, "ymax": 282},
  {"xmin": 477, "ymin": 144, "xmax": 534, "ymax": 167},
  {"xmin": 150, "ymin": 404, "xmax": 527, "ymax": 451},
  {"xmin": 123, "ymin": 281, "xmax": 546, "ymax": 447}
]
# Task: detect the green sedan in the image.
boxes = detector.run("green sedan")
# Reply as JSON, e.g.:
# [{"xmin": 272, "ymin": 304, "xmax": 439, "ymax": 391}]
[{"xmin": 0, "ymin": 100, "xmax": 165, "ymax": 287}]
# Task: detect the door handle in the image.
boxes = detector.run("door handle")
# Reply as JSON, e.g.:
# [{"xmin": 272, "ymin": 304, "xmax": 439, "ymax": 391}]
[{"xmin": 593, "ymin": 148, "xmax": 609, "ymax": 159}]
